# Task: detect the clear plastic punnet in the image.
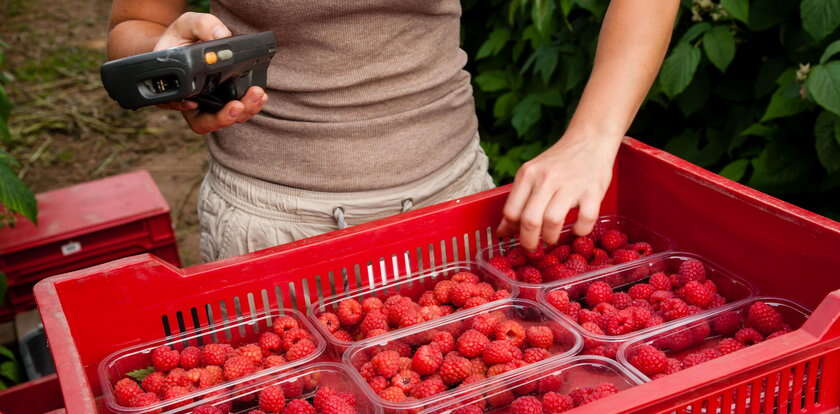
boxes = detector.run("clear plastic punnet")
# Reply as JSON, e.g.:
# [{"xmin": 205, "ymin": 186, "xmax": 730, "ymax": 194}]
[
  {"xmin": 477, "ymin": 215, "xmax": 673, "ymax": 299},
  {"xmin": 99, "ymin": 308, "xmax": 325, "ymax": 414},
  {"xmin": 343, "ymin": 298, "xmax": 582, "ymax": 413},
  {"xmin": 619, "ymin": 297, "xmax": 811, "ymax": 382},
  {"xmin": 163, "ymin": 362, "xmax": 382, "ymax": 414},
  {"xmin": 309, "ymin": 261, "xmax": 518, "ymax": 354},
  {"xmin": 538, "ymin": 251, "xmax": 757, "ymax": 355},
  {"xmin": 423, "ymin": 356, "xmax": 643, "ymax": 414}
]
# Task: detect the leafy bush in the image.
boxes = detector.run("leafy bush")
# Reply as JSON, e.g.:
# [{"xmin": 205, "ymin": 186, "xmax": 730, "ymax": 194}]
[
  {"xmin": 462, "ymin": 0, "xmax": 840, "ymax": 217},
  {"xmin": 0, "ymin": 40, "xmax": 37, "ymax": 227}
]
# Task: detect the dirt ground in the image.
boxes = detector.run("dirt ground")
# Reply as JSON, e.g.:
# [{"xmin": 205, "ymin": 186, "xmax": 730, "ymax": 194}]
[{"xmin": 1, "ymin": 0, "xmax": 206, "ymax": 265}]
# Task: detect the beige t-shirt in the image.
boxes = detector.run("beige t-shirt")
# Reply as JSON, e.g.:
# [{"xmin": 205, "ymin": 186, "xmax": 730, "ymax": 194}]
[{"xmin": 209, "ymin": 0, "xmax": 478, "ymax": 192}]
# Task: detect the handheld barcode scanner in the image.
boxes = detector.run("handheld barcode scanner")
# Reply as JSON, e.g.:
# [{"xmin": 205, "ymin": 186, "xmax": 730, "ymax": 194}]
[{"xmin": 100, "ymin": 32, "xmax": 277, "ymax": 113}]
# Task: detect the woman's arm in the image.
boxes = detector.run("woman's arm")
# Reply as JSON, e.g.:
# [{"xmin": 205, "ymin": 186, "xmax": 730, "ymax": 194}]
[
  {"xmin": 498, "ymin": 0, "xmax": 681, "ymax": 250},
  {"xmin": 107, "ymin": 0, "xmax": 266, "ymax": 134}
]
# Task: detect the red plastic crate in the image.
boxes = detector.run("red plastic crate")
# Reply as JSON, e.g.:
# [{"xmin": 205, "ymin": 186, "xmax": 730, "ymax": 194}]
[
  {"xmin": 0, "ymin": 170, "xmax": 180, "ymax": 319},
  {"xmin": 35, "ymin": 138, "xmax": 840, "ymax": 413}
]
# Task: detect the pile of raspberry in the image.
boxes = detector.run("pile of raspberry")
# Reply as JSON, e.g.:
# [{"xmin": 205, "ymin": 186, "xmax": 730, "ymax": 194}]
[
  {"xmin": 355, "ymin": 310, "xmax": 569, "ymax": 403},
  {"xmin": 486, "ymin": 228, "xmax": 655, "ymax": 284},
  {"xmin": 190, "ymin": 385, "xmax": 360, "ymax": 414},
  {"xmin": 628, "ymin": 301, "xmax": 793, "ymax": 379},
  {"xmin": 448, "ymin": 379, "xmax": 619, "ymax": 414},
  {"xmin": 315, "ymin": 271, "xmax": 511, "ymax": 342},
  {"xmin": 111, "ymin": 316, "xmax": 317, "ymax": 409},
  {"xmin": 545, "ymin": 258, "xmax": 732, "ymax": 356}
]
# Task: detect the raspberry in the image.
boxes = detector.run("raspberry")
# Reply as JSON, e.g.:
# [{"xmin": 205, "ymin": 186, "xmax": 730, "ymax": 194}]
[
  {"xmin": 283, "ymin": 328, "xmax": 312, "ymax": 351},
  {"xmin": 648, "ymin": 272, "xmax": 672, "ymax": 291},
  {"xmin": 360, "ymin": 309, "xmax": 388, "ymax": 334},
  {"xmin": 177, "ymin": 346, "xmax": 201, "ymax": 370},
  {"xmin": 476, "ymin": 283, "xmax": 496, "ymax": 300},
  {"xmin": 606, "ymin": 309, "xmax": 636, "ymax": 335},
  {"xmin": 544, "ymin": 265, "xmax": 576, "ymax": 283},
  {"xmin": 337, "ymin": 299, "xmax": 363, "ymax": 326},
  {"xmin": 368, "ymin": 350, "xmax": 401, "ymax": 378},
  {"xmin": 517, "ymin": 266, "xmax": 543, "ymax": 284},
  {"xmin": 239, "ymin": 344, "xmax": 264, "ymax": 364},
  {"xmin": 572, "ymin": 236, "xmax": 595, "ymax": 258},
  {"xmin": 248, "ymin": 411, "xmax": 268, "ymax": 414},
  {"xmin": 482, "ymin": 340, "xmax": 518, "ymax": 364},
  {"xmin": 543, "ymin": 392, "xmax": 574, "ymax": 413},
  {"xmin": 471, "ymin": 313, "xmax": 501, "ymax": 336},
  {"xmin": 681, "ymin": 349, "xmax": 721, "ymax": 368},
  {"xmin": 525, "ymin": 243, "xmax": 547, "ymax": 260},
  {"xmin": 453, "ymin": 271, "xmax": 481, "ymax": 283},
  {"xmin": 631, "ymin": 242, "xmax": 653, "ymax": 256},
  {"xmin": 223, "ymin": 356, "xmax": 255, "ymax": 381},
  {"xmin": 588, "ymin": 343, "xmax": 618, "ymax": 359},
  {"xmin": 362, "ymin": 297, "xmax": 384, "ymax": 313},
  {"xmin": 549, "ymin": 245, "xmax": 571, "ymax": 261},
  {"xmin": 649, "ymin": 290, "xmax": 675, "ymax": 307},
  {"xmin": 562, "ymin": 302, "xmax": 582, "ymax": 322},
  {"xmin": 708, "ymin": 294, "xmax": 727, "ymax": 309},
  {"xmin": 493, "ymin": 290, "xmax": 511, "ymax": 301},
  {"xmin": 128, "ymin": 392, "xmax": 159, "ymax": 408},
  {"xmin": 612, "ymin": 249, "xmax": 640, "ymax": 264},
  {"xmin": 590, "ymin": 248, "xmax": 611, "ymax": 265},
  {"xmin": 487, "ymin": 390, "xmax": 516, "ymax": 407},
  {"xmin": 434, "ymin": 280, "xmax": 457, "ymax": 303},
  {"xmin": 470, "ymin": 357, "xmax": 488, "ymax": 375},
  {"xmin": 379, "ymin": 386, "xmax": 407, "ymax": 402},
  {"xmin": 369, "ymin": 376, "xmax": 389, "ymax": 393},
  {"xmin": 192, "ymin": 405, "xmax": 224, "ymax": 414},
  {"xmin": 201, "ymin": 343, "xmax": 231, "ymax": 366},
  {"xmin": 609, "ymin": 292, "xmax": 633, "ymax": 309},
  {"xmin": 450, "ymin": 283, "xmax": 477, "ymax": 307},
  {"xmin": 281, "ymin": 379, "xmax": 304, "ymax": 398},
  {"xmin": 538, "ymin": 375, "xmax": 563, "ymax": 393},
  {"xmin": 257, "ymin": 385, "xmax": 285, "ymax": 413},
  {"xmin": 319, "ymin": 395, "xmax": 356, "ymax": 414},
  {"xmin": 264, "ymin": 354, "xmax": 287, "ymax": 368},
  {"xmin": 661, "ymin": 298, "xmax": 690, "ymax": 321},
  {"xmin": 114, "ymin": 378, "xmax": 143, "ymax": 406},
  {"xmin": 526, "ymin": 326, "xmax": 554, "ymax": 349},
  {"xmin": 537, "ymin": 254, "xmax": 561, "ymax": 270},
  {"xmin": 628, "ymin": 283, "xmax": 655, "ymax": 301},
  {"xmin": 523, "ymin": 347, "xmax": 551, "ymax": 363},
  {"xmin": 735, "ymin": 328, "xmax": 764, "ymax": 345},
  {"xmin": 717, "ymin": 337, "xmax": 746, "ymax": 355},
  {"xmin": 411, "ymin": 378, "xmax": 446, "ymax": 398},
  {"xmin": 314, "ymin": 386, "xmax": 338, "ymax": 411},
  {"xmin": 629, "ymin": 345, "xmax": 668, "ymax": 377},
  {"xmin": 286, "ymin": 338, "xmax": 316, "ymax": 361},
  {"xmin": 489, "ymin": 255, "xmax": 513, "ymax": 270},
  {"xmin": 565, "ymin": 254, "xmax": 589, "ymax": 273},
  {"xmin": 599, "ymin": 230, "xmax": 628, "ymax": 252},
  {"xmin": 678, "ymin": 259, "xmax": 706, "ymax": 284},
  {"xmin": 431, "ymin": 331, "xmax": 456, "ymax": 354},
  {"xmin": 494, "ymin": 320, "xmax": 526, "ymax": 347},
  {"xmin": 464, "ymin": 297, "xmax": 489, "ymax": 308},
  {"xmin": 457, "ymin": 329, "xmax": 490, "ymax": 357},
  {"xmin": 273, "ymin": 315, "xmax": 299, "ymax": 332},
  {"xmin": 681, "ymin": 281, "xmax": 714, "ymax": 307},
  {"xmin": 440, "ymin": 355, "xmax": 472, "ymax": 385},
  {"xmin": 510, "ymin": 396, "xmax": 542, "ymax": 414},
  {"xmin": 199, "ymin": 365, "xmax": 223, "ymax": 388},
  {"xmin": 165, "ymin": 368, "xmax": 191, "ymax": 388},
  {"xmin": 333, "ymin": 330, "xmax": 353, "ymax": 342},
  {"xmin": 580, "ymin": 321, "xmax": 605, "ymax": 348},
  {"xmin": 318, "ymin": 313, "xmax": 341, "ymax": 333},
  {"xmin": 747, "ymin": 301, "xmax": 784, "ymax": 335},
  {"xmin": 284, "ymin": 400, "xmax": 316, "ymax": 414},
  {"xmin": 151, "ymin": 345, "xmax": 180, "ymax": 372},
  {"xmin": 162, "ymin": 385, "xmax": 190, "ymax": 401},
  {"xmin": 412, "ymin": 345, "xmax": 443, "ymax": 375},
  {"xmin": 585, "ymin": 281, "xmax": 613, "ymax": 307},
  {"xmin": 545, "ymin": 289, "xmax": 570, "ymax": 311},
  {"xmin": 767, "ymin": 328, "xmax": 792, "ymax": 340},
  {"xmin": 391, "ymin": 369, "xmax": 421, "ymax": 393},
  {"xmin": 258, "ymin": 332, "xmax": 282, "ymax": 354},
  {"xmin": 453, "ymin": 406, "xmax": 483, "ymax": 414}
]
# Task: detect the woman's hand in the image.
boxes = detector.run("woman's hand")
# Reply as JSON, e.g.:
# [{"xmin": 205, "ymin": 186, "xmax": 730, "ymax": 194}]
[
  {"xmin": 153, "ymin": 12, "xmax": 268, "ymax": 134},
  {"xmin": 497, "ymin": 132, "xmax": 622, "ymax": 251}
]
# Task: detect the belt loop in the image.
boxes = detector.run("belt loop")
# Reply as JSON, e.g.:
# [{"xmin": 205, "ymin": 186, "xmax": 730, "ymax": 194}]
[
  {"xmin": 401, "ymin": 199, "xmax": 414, "ymax": 213},
  {"xmin": 333, "ymin": 206, "xmax": 347, "ymax": 230}
]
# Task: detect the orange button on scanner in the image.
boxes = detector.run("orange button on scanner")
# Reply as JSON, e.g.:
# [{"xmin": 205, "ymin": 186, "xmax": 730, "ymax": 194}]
[{"xmin": 204, "ymin": 52, "xmax": 218, "ymax": 65}]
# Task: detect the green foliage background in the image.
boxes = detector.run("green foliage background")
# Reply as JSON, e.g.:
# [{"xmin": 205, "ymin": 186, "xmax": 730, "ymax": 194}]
[{"xmin": 460, "ymin": 0, "xmax": 840, "ymax": 219}]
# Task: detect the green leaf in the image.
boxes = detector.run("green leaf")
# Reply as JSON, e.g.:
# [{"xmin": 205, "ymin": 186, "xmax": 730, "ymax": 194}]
[
  {"xmin": 0, "ymin": 361, "xmax": 19, "ymax": 384},
  {"xmin": 125, "ymin": 366, "xmax": 155, "ymax": 382},
  {"xmin": 560, "ymin": 53, "xmax": 586, "ymax": 93},
  {"xmin": 664, "ymin": 129, "xmax": 727, "ymax": 167},
  {"xmin": 754, "ymin": 58, "xmax": 787, "ymax": 98},
  {"xmin": 494, "ymin": 92, "xmax": 518, "ymax": 119},
  {"xmin": 559, "ymin": 0, "xmax": 575, "ymax": 17},
  {"xmin": 731, "ymin": 123, "xmax": 779, "ymax": 155},
  {"xmin": 511, "ymin": 95, "xmax": 542, "ymax": 136},
  {"xmin": 676, "ymin": 68, "xmax": 711, "ymax": 116},
  {"xmin": 576, "ymin": 0, "xmax": 608, "ymax": 19},
  {"xmin": 836, "ymin": 116, "xmax": 840, "ymax": 146},
  {"xmin": 750, "ymin": 0, "xmax": 796, "ymax": 31},
  {"xmin": 0, "ymin": 85, "xmax": 10, "ymax": 122},
  {"xmin": 815, "ymin": 111, "xmax": 840, "ymax": 173},
  {"xmin": 801, "ymin": 0, "xmax": 840, "ymax": 41},
  {"xmin": 721, "ymin": 0, "xmax": 750, "ymax": 24},
  {"xmin": 532, "ymin": 0, "xmax": 556, "ymax": 34},
  {"xmin": 0, "ymin": 118, "xmax": 10, "ymax": 144},
  {"xmin": 475, "ymin": 70, "xmax": 509, "ymax": 92},
  {"xmin": 477, "ymin": 28, "xmax": 512, "ymax": 60},
  {"xmin": 720, "ymin": 159, "xmax": 750, "ymax": 181},
  {"xmin": 0, "ymin": 156, "xmax": 38, "ymax": 224},
  {"xmin": 748, "ymin": 138, "xmax": 816, "ymax": 194},
  {"xmin": 535, "ymin": 90, "xmax": 564, "ymax": 107},
  {"xmin": 659, "ymin": 43, "xmax": 702, "ymax": 99},
  {"xmin": 0, "ymin": 345, "xmax": 13, "ymax": 361},
  {"xmin": 703, "ymin": 26, "xmax": 736, "ymax": 72},
  {"xmin": 820, "ymin": 40, "xmax": 840, "ymax": 64},
  {"xmin": 534, "ymin": 46, "xmax": 560, "ymax": 84},
  {"xmin": 762, "ymin": 86, "xmax": 810, "ymax": 122},
  {"xmin": 807, "ymin": 62, "xmax": 840, "ymax": 116},
  {"xmin": 680, "ymin": 23, "xmax": 712, "ymax": 44},
  {"xmin": 0, "ymin": 274, "xmax": 6, "ymax": 307}
]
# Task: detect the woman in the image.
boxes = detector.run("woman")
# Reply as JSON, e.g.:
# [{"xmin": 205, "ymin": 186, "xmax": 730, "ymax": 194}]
[{"xmin": 107, "ymin": 0, "xmax": 679, "ymax": 262}]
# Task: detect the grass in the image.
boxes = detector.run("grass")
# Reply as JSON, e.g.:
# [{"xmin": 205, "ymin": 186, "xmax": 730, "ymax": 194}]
[{"xmin": 14, "ymin": 46, "xmax": 103, "ymax": 83}]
